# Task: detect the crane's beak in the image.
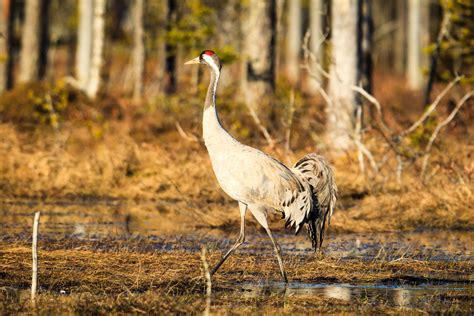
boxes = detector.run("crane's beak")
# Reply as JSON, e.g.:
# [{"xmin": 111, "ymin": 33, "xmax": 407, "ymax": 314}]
[{"xmin": 184, "ymin": 56, "xmax": 200, "ymax": 65}]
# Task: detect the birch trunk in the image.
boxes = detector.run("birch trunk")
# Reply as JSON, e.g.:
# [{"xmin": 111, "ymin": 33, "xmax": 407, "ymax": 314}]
[
  {"xmin": 327, "ymin": 0, "xmax": 359, "ymax": 151},
  {"xmin": 407, "ymin": 0, "xmax": 428, "ymax": 90},
  {"xmin": 18, "ymin": 0, "xmax": 41, "ymax": 83},
  {"xmin": 132, "ymin": 0, "xmax": 145, "ymax": 102},
  {"xmin": 86, "ymin": 0, "xmax": 106, "ymax": 98},
  {"xmin": 286, "ymin": 0, "xmax": 301, "ymax": 85},
  {"xmin": 308, "ymin": 0, "xmax": 324, "ymax": 92},
  {"xmin": 244, "ymin": 0, "xmax": 276, "ymax": 112},
  {"xmin": 76, "ymin": 0, "xmax": 93, "ymax": 89}
]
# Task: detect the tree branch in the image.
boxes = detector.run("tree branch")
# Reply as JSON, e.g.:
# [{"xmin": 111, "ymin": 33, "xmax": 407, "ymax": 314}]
[
  {"xmin": 421, "ymin": 91, "xmax": 473, "ymax": 177},
  {"xmin": 401, "ymin": 75, "xmax": 462, "ymax": 136}
]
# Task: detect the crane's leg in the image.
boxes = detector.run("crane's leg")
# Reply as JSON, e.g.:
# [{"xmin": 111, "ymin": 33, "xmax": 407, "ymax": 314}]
[
  {"xmin": 211, "ymin": 202, "xmax": 247, "ymax": 276},
  {"xmin": 250, "ymin": 207, "xmax": 288, "ymax": 283}
]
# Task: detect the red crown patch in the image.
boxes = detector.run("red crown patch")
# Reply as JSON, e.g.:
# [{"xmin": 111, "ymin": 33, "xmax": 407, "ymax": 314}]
[{"xmin": 203, "ymin": 50, "xmax": 215, "ymax": 56}]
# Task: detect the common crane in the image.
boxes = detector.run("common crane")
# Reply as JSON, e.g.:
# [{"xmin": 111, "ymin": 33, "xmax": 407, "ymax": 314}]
[{"xmin": 184, "ymin": 50, "xmax": 337, "ymax": 282}]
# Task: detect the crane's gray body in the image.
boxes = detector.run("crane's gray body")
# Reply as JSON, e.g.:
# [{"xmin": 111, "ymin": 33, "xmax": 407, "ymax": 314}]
[{"xmin": 204, "ymin": 104, "xmax": 314, "ymax": 230}]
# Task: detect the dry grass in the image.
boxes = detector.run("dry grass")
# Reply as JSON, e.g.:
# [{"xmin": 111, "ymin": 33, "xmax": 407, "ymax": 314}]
[
  {"xmin": 0, "ymin": 242, "xmax": 472, "ymax": 314},
  {"xmin": 0, "ymin": 117, "xmax": 473, "ymax": 233}
]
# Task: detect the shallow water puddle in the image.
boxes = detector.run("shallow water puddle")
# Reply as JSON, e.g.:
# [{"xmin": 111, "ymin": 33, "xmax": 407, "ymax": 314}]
[
  {"xmin": 1, "ymin": 201, "xmax": 473, "ymax": 262},
  {"xmin": 235, "ymin": 281, "xmax": 473, "ymax": 308}
]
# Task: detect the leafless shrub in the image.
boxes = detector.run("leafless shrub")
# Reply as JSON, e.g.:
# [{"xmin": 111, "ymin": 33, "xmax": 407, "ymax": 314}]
[{"xmin": 301, "ymin": 30, "xmax": 473, "ymax": 183}]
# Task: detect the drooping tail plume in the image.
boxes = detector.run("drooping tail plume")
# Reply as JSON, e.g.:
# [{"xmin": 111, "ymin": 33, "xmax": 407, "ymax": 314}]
[{"xmin": 293, "ymin": 154, "xmax": 337, "ymax": 251}]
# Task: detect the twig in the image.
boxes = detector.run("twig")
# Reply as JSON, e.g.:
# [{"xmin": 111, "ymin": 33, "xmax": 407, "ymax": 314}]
[
  {"xmin": 401, "ymin": 76, "xmax": 462, "ymax": 136},
  {"xmin": 201, "ymin": 247, "xmax": 212, "ymax": 316},
  {"xmin": 354, "ymin": 106, "xmax": 365, "ymax": 174},
  {"xmin": 301, "ymin": 31, "xmax": 333, "ymax": 108},
  {"xmin": 350, "ymin": 85, "xmax": 392, "ymax": 136},
  {"xmin": 284, "ymin": 89, "xmax": 295, "ymax": 154},
  {"xmin": 175, "ymin": 121, "xmax": 200, "ymax": 142},
  {"xmin": 31, "ymin": 211, "xmax": 40, "ymax": 303},
  {"xmin": 301, "ymin": 26, "xmax": 465, "ymax": 183},
  {"xmin": 421, "ymin": 91, "xmax": 473, "ymax": 177},
  {"xmin": 302, "ymin": 31, "xmax": 331, "ymax": 81},
  {"xmin": 245, "ymin": 101, "xmax": 275, "ymax": 148},
  {"xmin": 396, "ymin": 155, "xmax": 403, "ymax": 184},
  {"xmin": 63, "ymin": 76, "xmax": 83, "ymax": 90}
]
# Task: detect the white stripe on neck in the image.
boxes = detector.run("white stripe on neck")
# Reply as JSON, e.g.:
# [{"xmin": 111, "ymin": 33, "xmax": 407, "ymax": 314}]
[{"xmin": 202, "ymin": 54, "xmax": 220, "ymax": 74}]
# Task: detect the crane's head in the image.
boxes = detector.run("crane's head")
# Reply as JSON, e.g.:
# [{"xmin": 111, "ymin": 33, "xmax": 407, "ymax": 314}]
[{"xmin": 184, "ymin": 50, "xmax": 222, "ymax": 72}]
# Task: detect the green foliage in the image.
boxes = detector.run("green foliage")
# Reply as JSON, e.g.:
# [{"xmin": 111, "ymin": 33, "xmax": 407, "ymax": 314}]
[
  {"xmin": 0, "ymin": 81, "xmax": 69, "ymax": 128},
  {"xmin": 214, "ymin": 45, "xmax": 239, "ymax": 64},
  {"xmin": 438, "ymin": 0, "xmax": 474, "ymax": 82},
  {"xmin": 407, "ymin": 116, "xmax": 437, "ymax": 148},
  {"xmin": 0, "ymin": 81, "xmax": 123, "ymax": 131},
  {"xmin": 164, "ymin": 0, "xmax": 238, "ymax": 62},
  {"xmin": 167, "ymin": 0, "xmax": 216, "ymax": 52}
]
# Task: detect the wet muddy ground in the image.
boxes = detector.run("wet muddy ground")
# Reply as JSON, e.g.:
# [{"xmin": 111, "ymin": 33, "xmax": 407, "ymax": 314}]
[{"xmin": 0, "ymin": 201, "xmax": 473, "ymax": 314}]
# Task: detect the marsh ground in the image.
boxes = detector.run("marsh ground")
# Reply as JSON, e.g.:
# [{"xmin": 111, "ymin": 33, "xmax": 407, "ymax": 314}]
[{"xmin": 0, "ymin": 201, "xmax": 472, "ymax": 314}]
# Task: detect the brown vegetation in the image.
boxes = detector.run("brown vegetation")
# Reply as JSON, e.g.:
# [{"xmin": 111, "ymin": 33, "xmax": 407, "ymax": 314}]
[
  {"xmin": 0, "ymin": 239, "xmax": 472, "ymax": 314},
  {"xmin": 0, "ymin": 78, "xmax": 472, "ymax": 233}
]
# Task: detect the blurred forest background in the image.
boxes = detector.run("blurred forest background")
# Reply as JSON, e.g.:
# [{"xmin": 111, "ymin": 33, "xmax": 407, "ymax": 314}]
[{"xmin": 0, "ymin": 0, "xmax": 473, "ymax": 231}]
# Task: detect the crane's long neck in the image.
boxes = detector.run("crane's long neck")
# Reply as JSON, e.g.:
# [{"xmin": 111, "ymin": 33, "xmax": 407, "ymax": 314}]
[{"xmin": 203, "ymin": 68, "xmax": 230, "ymax": 143}]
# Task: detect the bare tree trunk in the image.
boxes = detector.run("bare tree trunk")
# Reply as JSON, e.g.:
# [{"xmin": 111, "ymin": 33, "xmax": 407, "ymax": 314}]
[
  {"xmin": 38, "ymin": 0, "xmax": 50, "ymax": 79},
  {"xmin": 327, "ymin": 0, "xmax": 359, "ymax": 151},
  {"xmin": 216, "ymin": 0, "xmax": 236, "ymax": 89},
  {"xmin": 424, "ymin": 11, "xmax": 449, "ymax": 107},
  {"xmin": 132, "ymin": 0, "xmax": 145, "ymax": 102},
  {"xmin": 244, "ymin": 0, "xmax": 276, "ymax": 113},
  {"xmin": 358, "ymin": 0, "xmax": 373, "ymax": 94},
  {"xmin": 407, "ymin": 0, "xmax": 428, "ymax": 90},
  {"xmin": 274, "ymin": 0, "xmax": 284, "ymax": 81},
  {"xmin": 286, "ymin": 0, "xmax": 301, "ymax": 85},
  {"xmin": 6, "ymin": 0, "xmax": 16, "ymax": 89},
  {"xmin": 308, "ymin": 0, "xmax": 324, "ymax": 92},
  {"xmin": 76, "ymin": 0, "xmax": 93, "ymax": 89},
  {"xmin": 165, "ymin": 0, "xmax": 177, "ymax": 94},
  {"xmin": 150, "ymin": 0, "xmax": 167, "ymax": 95},
  {"xmin": 19, "ymin": 0, "xmax": 41, "ymax": 83},
  {"xmin": 0, "ymin": 0, "xmax": 9, "ymax": 92},
  {"xmin": 394, "ymin": 0, "xmax": 406, "ymax": 74},
  {"xmin": 239, "ymin": 1, "xmax": 249, "ymax": 100},
  {"xmin": 86, "ymin": 0, "xmax": 106, "ymax": 98}
]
